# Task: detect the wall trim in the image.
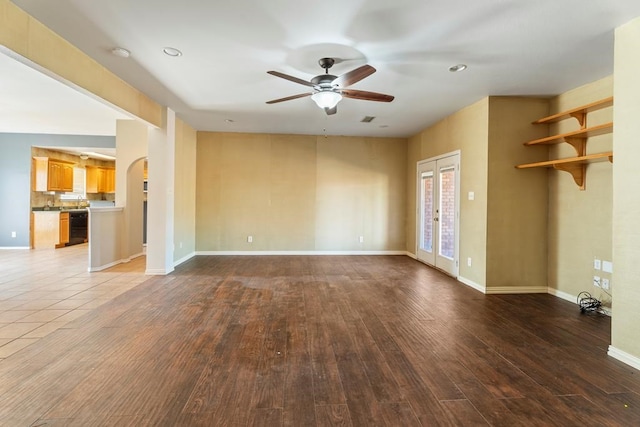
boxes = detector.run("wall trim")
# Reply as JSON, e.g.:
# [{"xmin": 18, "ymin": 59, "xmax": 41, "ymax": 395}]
[
  {"xmin": 145, "ymin": 267, "xmax": 174, "ymax": 276},
  {"xmin": 88, "ymin": 259, "xmax": 124, "ymax": 272},
  {"xmin": 126, "ymin": 252, "xmax": 145, "ymax": 262},
  {"xmin": 405, "ymin": 251, "xmax": 417, "ymax": 260},
  {"xmin": 0, "ymin": 246, "xmax": 30, "ymax": 250},
  {"xmin": 548, "ymin": 288, "xmax": 576, "ymax": 304},
  {"xmin": 548, "ymin": 287, "xmax": 612, "ymax": 316},
  {"xmin": 608, "ymin": 346, "xmax": 640, "ymax": 371},
  {"xmin": 486, "ymin": 286, "xmax": 548, "ymax": 295},
  {"xmin": 458, "ymin": 276, "xmax": 486, "ymax": 293},
  {"xmin": 86, "ymin": 252, "xmax": 145, "ymax": 273},
  {"xmin": 174, "ymin": 251, "xmax": 196, "ymax": 267},
  {"xmin": 195, "ymin": 250, "xmax": 410, "ymax": 256}
]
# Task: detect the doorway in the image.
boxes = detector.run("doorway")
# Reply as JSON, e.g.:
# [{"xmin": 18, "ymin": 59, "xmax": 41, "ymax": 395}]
[{"xmin": 416, "ymin": 152, "xmax": 460, "ymax": 277}]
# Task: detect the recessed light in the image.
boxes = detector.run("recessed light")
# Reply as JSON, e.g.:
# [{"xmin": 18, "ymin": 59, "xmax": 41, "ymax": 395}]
[
  {"xmin": 163, "ymin": 47, "xmax": 182, "ymax": 57},
  {"xmin": 449, "ymin": 64, "xmax": 468, "ymax": 73},
  {"xmin": 111, "ymin": 47, "xmax": 131, "ymax": 58}
]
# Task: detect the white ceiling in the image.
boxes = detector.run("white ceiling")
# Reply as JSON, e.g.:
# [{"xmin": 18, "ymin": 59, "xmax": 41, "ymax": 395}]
[
  {"xmin": 0, "ymin": 50, "xmax": 130, "ymax": 136},
  {"xmin": 7, "ymin": 0, "xmax": 640, "ymax": 138}
]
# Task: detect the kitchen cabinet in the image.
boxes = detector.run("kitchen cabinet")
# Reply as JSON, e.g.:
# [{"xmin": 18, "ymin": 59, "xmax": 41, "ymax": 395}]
[
  {"xmin": 86, "ymin": 166, "xmax": 115, "ymax": 193},
  {"xmin": 31, "ymin": 211, "xmax": 63, "ymax": 249},
  {"xmin": 32, "ymin": 157, "xmax": 74, "ymax": 192},
  {"xmin": 31, "ymin": 210, "xmax": 77, "ymax": 249},
  {"xmin": 59, "ymin": 212, "xmax": 69, "ymax": 247}
]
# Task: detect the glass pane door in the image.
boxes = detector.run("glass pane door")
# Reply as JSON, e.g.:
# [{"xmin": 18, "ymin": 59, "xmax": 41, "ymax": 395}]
[
  {"xmin": 421, "ymin": 171, "xmax": 434, "ymax": 253},
  {"xmin": 438, "ymin": 166, "xmax": 455, "ymax": 260}
]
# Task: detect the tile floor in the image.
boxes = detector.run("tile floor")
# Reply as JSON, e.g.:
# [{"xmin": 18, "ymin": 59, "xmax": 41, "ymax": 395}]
[{"xmin": 0, "ymin": 244, "xmax": 147, "ymax": 359}]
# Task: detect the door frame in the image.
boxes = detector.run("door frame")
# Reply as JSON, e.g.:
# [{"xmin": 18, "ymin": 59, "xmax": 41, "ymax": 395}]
[{"xmin": 416, "ymin": 150, "xmax": 461, "ymax": 278}]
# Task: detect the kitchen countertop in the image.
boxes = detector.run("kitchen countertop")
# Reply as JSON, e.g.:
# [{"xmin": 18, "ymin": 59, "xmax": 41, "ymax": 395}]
[{"xmin": 32, "ymin": 207, "xmax": 88, "ymax": 212}]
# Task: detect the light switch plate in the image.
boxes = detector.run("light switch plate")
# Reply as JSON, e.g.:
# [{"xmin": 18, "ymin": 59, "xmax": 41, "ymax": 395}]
[
  {"xmin": 602, "ymin": 261, "xmax": 613, "ymax": 273},
  {"xmin": 468, "ymin": 191, "xmax": 475, "ymax": 201},
  {"xmin": 594, "ymin": 259, "xmax": 601, "ymax": 270}
]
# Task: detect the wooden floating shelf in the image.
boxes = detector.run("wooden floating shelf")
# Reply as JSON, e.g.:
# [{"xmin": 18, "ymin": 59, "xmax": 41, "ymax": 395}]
[
  {"xmin": 532, "ymin": 96, "xmax": 613, "ymax": 127},
  {"xmin": 516, "ymin": 152, "xmax": 613, "ymax": 190},
  {"xmin": 524, "ymin": 122, "xmax": 613, "ymax": 147},
  {"xmin": 516, "ymin": 152, "xmax": 613, "ymax": 169},
  {"xmin": 519, "ymin": 97, "xmax": 614, "ymax": 190}
]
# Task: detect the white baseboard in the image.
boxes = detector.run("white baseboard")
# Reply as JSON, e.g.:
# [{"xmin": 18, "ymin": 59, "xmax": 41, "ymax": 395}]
[
  {"xmin": 145, "ymin": 267, "xmax": 174, "ymax": 276},
  {"xmin": 87, "ymin": 252, "xmax": 145, "ymax": 272},
  {"xmin": 608, "ymin": 346, "xmax": 640, "ymax": 371},
  {"xmin": 174, "ymin": 252, "xmax": 196, "ymax": 267},
  {"xmin": 486, "ymin": 286, "xmax": 548, "ymax": 295},
  {"xmin": 405, "ymin": 251, "xmax": 417, "ymax": 259},
  {"xmin": 195, "ymin": 250, "xmax": 410, "ymax": 256},
  {"xmin": 457, "ymin": 278, "xmax": 549, "ymax": 296},
  {"xmin": 88, "ymin": 259, "xmax": 124, "ymax": 272},
  {"xmin": 457, "ymin": 276, "xmax": 486, "ymax": 293},
  {"xmin": 548, "ymin": 288, "xmax": 576, "ymax": 304},
  {"xmin": 0, "ymin": 246, "xmax": 30, "ymax": 250},
  {"xmin": 125, "ymin": 252, "xmax": 145, "ymax": 262},
  {"xmin": 548, "ymin": 288, "xmax": 612, "ymax": 316}
]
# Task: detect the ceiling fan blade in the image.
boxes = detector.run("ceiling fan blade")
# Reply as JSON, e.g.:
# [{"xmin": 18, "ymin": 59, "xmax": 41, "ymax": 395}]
[
  {"xmin": 334, "ymin": 64, "xmax": 376, "ymax": 87},
  {"xmin": 267, "ymin": 71, "xmax": 314, "ymax": 87},
  {"xmin": 266, "ymin": 93, "xmax": 312, "ymax": 104},
  {"xmin": 341, "ymin": 89, "xmax": 394, "ymax": 102},
  {"xmin": 324, "ymin": 106, "xmax": 337, "ymax": 115}
]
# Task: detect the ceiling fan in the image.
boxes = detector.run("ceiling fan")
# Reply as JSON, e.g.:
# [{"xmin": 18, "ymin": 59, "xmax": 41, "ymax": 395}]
[{"xmin": 266, "ymin": 57, "xmax": 394, "ymax": 115}]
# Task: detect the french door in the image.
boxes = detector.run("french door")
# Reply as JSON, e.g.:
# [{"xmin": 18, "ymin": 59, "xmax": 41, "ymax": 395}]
[{"xmin": 416, "ymin": 153, "xmax": 460, "ymax": 277}]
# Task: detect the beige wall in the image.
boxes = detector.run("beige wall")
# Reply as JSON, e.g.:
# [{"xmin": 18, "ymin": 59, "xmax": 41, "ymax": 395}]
[
  {"xmin": 174, "ymin": 118, "xmax": 197, "ymax": 262},
  {"xmin": 612, "ymin": 16, "xmax": 640, "ymax": 361},
  {"xmin": 88, "ymin": 207, "xmax": 125, "ymax": 272},
  {"xmin": 547, "ymin": 77, "xmax": 614, "ymax": 305},
  {"xmin": 196, "ymin": 132, "xmax": 407, "ymax": 252},
  {"xmin": 115, "ymin": 120, "xmax": 148, "ymax": 261},
  {"xmin": 406, "ymin": 99, "xmax": 489, "ymax": 286},
  {"xmin": 486, "ymin": 97, "xmax": 549, "ymax": 290}
]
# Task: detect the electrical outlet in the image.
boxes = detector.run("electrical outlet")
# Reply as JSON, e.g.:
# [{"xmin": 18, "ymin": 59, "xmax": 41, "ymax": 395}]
[
  {"xmin": 594, "ymin": 259, "xmax": 601, "ymax": 270},
  {"xmin": 247, "ymin": 235, "xmax": 253, "ymax": 243},
  {"xmin": 593, "ymin": 276, "xmax": 601, "ymax": 288},
  {"xmin": 467, "ymin": 257, "xmax": 472, "ymax": 267},
  {"xmin": 602, "ymin": 278, "xmax": 610, "ymax": 290},
  {"xmin": 11, "ymin": 231, "xmax": 16, "ymax": 238},
  {"xmin": 359, "ymin": 236, "xmax": 364, "ymax": 243}
]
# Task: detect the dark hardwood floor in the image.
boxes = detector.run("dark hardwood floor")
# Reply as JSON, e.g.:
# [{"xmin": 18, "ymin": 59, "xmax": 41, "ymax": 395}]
[{"xmin": 0, "ymin": 255, "xmax": 638, "ymax": 426}]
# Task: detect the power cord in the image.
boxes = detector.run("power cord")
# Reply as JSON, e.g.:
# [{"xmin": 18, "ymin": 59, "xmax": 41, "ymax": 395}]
[{"xmin": 577, "ymin": 291, "xmax": 605, "ymax": 315}]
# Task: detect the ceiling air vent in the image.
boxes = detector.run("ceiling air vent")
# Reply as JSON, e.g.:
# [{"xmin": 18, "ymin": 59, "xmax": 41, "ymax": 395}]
[{"xmin": 361, "ymin": 116, "xmax": 376, "ymax": 123}]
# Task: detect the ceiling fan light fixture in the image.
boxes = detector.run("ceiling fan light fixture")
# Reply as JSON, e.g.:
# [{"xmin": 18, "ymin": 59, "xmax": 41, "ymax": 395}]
[{"xmin": 311, "ymin": 90, "xmax": 342, "ymax": 109}]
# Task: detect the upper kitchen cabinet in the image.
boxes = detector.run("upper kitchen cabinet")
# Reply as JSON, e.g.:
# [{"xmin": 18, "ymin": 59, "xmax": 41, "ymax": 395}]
[
  {"xmin": 86, "ymin": 166, "xmax": 115, "ymax": 193},
  {"xmin": 32, "ymin": 157, "xmax": 74, "ymax": 192}
]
